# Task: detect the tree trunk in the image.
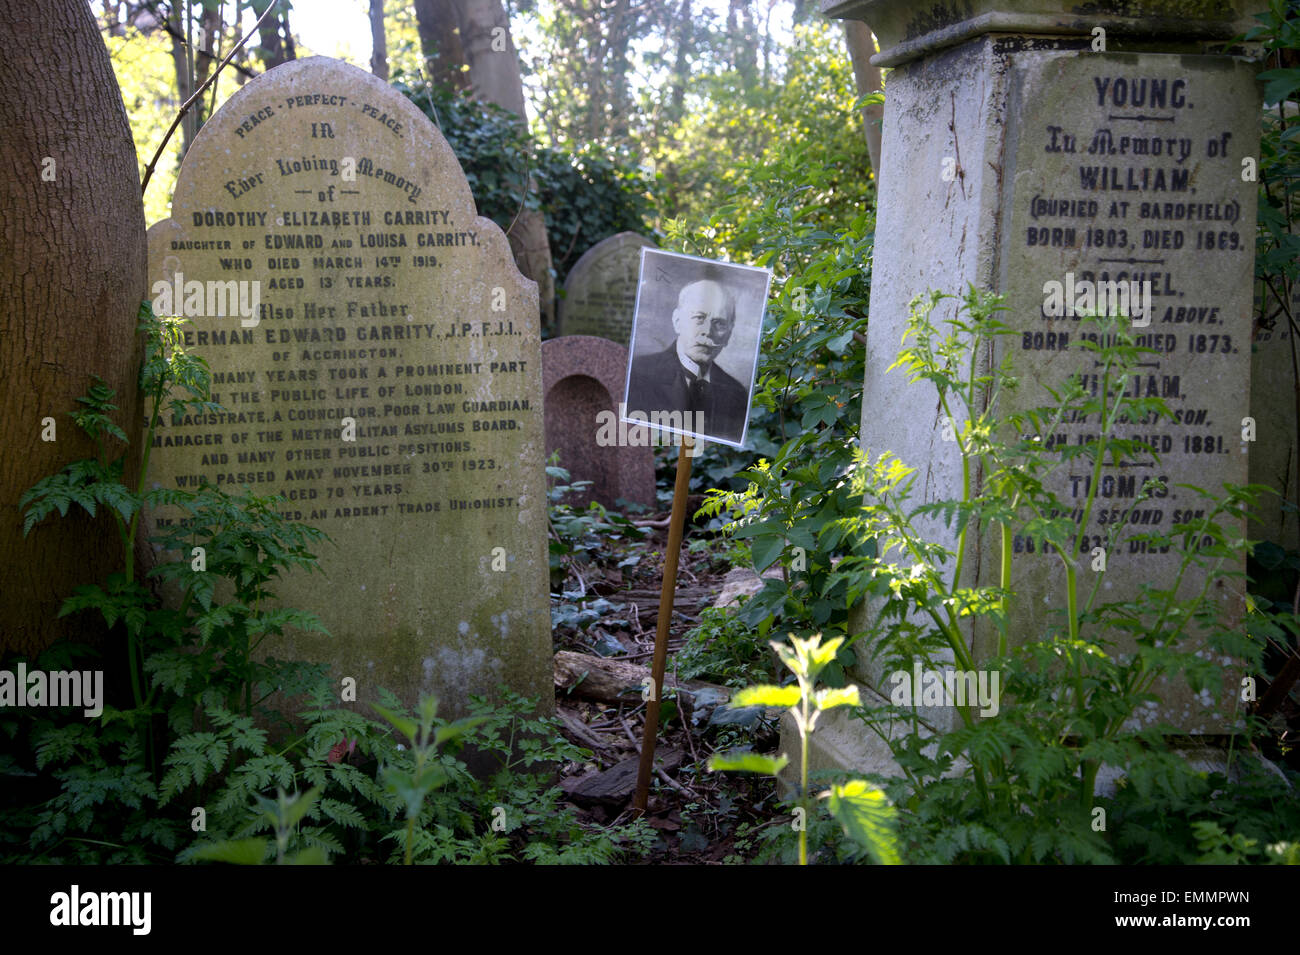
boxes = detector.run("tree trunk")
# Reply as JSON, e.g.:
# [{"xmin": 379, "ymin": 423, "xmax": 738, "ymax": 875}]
[
  {"xmin": 281, "ymin": 5, "xmax": 297, "ymax": 61},
  {"xmin": 455, "ymin": 0, "xmax": 527, "ymax": 116},
  {"xmin": 842, "ymin": 21, "xmax": 883, "ymax": 186},
  {"xmin": 667, "ymin": 0, "xmax": 692, "ymax": 125},
  {"xmin": 103, "ymin": 0, "xmax": 123, "ymax": 36},
  {"xmin": 256, "ymin": 0, "xmax": 294, "ymax": 69},
  {"xmin": 166, "ymin": 6, "xmax": 196, "ymax": 159},
  {"xmin": 605, "ymin": 0, "xmax": 636, "ymax": 144},
  {"xmin": 0, "ymin": 0, "xmax": 146, "ymax": 656},
  {"xmin": 411, "ymin": 0, "xmax": 554, "ymax": 326},
  {"xmin": 454, "ymin": 0, "xmax": 555, "ymax": 329},
  {"xmin": 369, "ymin": 0, "xmax": 388, "ymax": 80},
  {"xmin": 192, "ymin": 2, "xmax": 223, "ymax": 134},
  {"xmin": 413, "ymin": 0, "xmax": 469, "ymax": 91}
]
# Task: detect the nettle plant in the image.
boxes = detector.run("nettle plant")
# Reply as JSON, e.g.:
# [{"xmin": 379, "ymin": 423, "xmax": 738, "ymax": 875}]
[
  {"xmin": 826, "ymin": 287, "xmax": 1300, "ymax": 863},
  {"xmin": 710, "ymin": 632, "xmax": 900, "ymax": 866},
  {"xmin": 164, "ymin": 687, "xmax": 652, "ymax": 866}
]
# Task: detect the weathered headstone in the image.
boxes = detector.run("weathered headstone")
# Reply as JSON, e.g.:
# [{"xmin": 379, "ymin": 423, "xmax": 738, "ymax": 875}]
[
  {"xmin": 558, "ymin": 232, "xmax": 656, "ymax": 345},
  {"xmin": 994, "ymin": 52, "xmax": 1259, "ymax": 730},
  {"xmin": 144, "ymin": 57, "xmax": 551, "ymax": 717},
  {"xmin": 541, "ymin": 335, "xmax": 655, "ymax": 511},
  {"xmin": 812, "ymin": 0, "xmax": 1263, "ymax": 773}
]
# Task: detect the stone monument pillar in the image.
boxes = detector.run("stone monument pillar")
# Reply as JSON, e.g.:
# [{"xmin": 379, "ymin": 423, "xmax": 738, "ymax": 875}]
[{"xmin": 811, "ymin": 0, "xmax": 1265, "ymax": 775}]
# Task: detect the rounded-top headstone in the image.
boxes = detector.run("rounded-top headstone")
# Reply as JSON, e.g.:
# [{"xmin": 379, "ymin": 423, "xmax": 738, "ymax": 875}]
[
  {"xmin": 144, "ymin": 57, "xmax": 550, "ymax": 717},
  {"xmin": 558, "ymin": 232, "xmax": 656, "ymax": 345},
  {"xmin": 541, "ymin": 335, "xmax": 655, "ymax": 510}
]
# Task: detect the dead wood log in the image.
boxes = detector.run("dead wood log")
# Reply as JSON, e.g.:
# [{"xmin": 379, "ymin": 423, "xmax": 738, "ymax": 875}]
[
  {"xmin": 553, "ymin": 650, "xmax": 729, "ymax": 709},
  {"xmin": 563, "ymin": 749, "xmax": 685, "ymax": 804}
]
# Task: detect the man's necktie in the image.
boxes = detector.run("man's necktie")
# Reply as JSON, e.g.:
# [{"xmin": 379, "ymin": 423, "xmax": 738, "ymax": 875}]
[{"xmin": 686, "ymin": 372, "xmax": 709, "ymax": 413}]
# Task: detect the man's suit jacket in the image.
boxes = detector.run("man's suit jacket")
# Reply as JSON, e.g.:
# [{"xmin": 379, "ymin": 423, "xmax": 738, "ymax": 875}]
[{"xmin": 626, "ymin": 345, "xmax": 749, "ymax": 444}]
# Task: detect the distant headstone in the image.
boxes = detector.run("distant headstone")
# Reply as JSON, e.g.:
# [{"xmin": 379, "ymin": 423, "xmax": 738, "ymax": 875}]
[
  {"xmin": 542, "ymin": 335, "xmax": 655, "ymax": 511},
  {"xmin": 143, "ymin": 57, "xmax": 551, "ymax": 717},
  {"xmin": 558, "ymin": 232, "xmax": 655, "ymax": 345}
]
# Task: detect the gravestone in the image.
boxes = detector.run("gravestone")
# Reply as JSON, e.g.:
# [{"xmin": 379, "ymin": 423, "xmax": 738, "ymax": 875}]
[
  {"xmin": 812, "ymin": 0, "xmax": 1263, "ymax": 774},
  {"xmin": 558, "ymin": 232, "xmax": 656, "ymax": 345},
  {"xmin": 541, "ymin": 335, "xmax": 655, "ymax": 511},
  {"xmin": 143, "ymin": 57, "xmax": 551, "ymax": 717}
]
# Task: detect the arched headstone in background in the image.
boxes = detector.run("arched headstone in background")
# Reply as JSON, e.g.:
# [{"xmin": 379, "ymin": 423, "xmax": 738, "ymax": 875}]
[
  {"xmin": 542, "ymin": 335, "xmax": 655, "ymax": 511},
  {"xmin": 558, "ymin": 232, "xmax": 656, "ymax": 345}
]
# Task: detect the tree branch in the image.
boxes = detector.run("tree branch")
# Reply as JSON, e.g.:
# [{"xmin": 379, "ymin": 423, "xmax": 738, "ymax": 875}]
[{"xmin": 140, "ymin": 0, "xmax": 278, "ymax": 197}]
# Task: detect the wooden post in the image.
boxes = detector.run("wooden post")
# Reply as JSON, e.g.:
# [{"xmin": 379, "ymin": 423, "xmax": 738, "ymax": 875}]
[{"xmin": 632, "ymin": 435, "xmax": 694, "ymax": 813}]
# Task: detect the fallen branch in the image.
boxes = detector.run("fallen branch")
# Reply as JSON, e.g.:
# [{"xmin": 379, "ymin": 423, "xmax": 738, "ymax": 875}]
[{"xmin": 554, "ymin": 650, "xmax": 728, "ymax": 707}]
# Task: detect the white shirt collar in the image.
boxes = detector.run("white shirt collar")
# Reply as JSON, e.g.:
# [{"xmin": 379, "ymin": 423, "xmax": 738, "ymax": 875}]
[{"xmin": 675, "ymin": 340, "xmax": 711, "ymax": 381}]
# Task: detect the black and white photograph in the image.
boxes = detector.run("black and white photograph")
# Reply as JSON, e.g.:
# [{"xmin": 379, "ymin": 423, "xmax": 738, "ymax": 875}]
[{"xmin": 621, "ymin": 248, "xmax": 772, "ymax": 448}]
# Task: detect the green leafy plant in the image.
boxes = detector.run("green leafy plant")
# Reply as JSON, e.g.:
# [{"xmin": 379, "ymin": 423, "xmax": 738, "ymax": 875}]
[
  {"xmin": 546, "ymin": 461, "xmax": 648, "ymax": 646},
  {"xmin": 7, "ymin": 304, "xmax": 332, "ymax": 860},
  {"xmin": 464, "ymin": 690, "xmax": 657, "ymax": 863},
  {"xmin": 828, "ymin": 289, "xmax": 1300, "ymax": 863},
  {"xmin": 391, "ymin": 71, "xmax": 655, "ymax": 297},
  {"xmin": 191, "ymin": 787, "xmax": 328, "ymax": 865},
  {"xmin": 373, "ymin": 696, "xmax": 482, "ymax": 865},
  {"xmin": 19, "ymin": 305, "xmax": 330, "ymax": 738},
  {"xmin": 672, "ymin": 147, "xmax": 875, "ymax": 648},
  {"xmin": 677, "ymin": 606, "xmax": 777, "ymax": 688},
  {"xmin": 710, "ymin": 632, "xmax": 900, "ymax": 865},
  {"xmin": 1234, "ymin": 0, "xmax": 1300, "ymax": 762}
]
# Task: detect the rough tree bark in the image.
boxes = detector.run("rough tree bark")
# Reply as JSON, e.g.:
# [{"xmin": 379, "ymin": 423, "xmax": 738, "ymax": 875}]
[
  {"xmin": 842, "ymin": 21, "xmax": 883, "ymax": 186},
  {"xmin": 0, "ymin": 0, "xmax": 147, "ymax": 656},
  {"xmin": 413, "ymin": 0, "xmax": 469, "ymax": 91}
]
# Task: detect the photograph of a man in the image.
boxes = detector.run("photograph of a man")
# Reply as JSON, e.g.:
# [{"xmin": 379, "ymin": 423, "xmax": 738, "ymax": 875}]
[{"xmin": 623, "ymin": 249, "xmax": 771, "ymax": 448}]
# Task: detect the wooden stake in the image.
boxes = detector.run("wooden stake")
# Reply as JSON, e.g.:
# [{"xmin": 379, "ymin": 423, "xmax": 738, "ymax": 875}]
[{"xmin": 633, "ymin": 435, "xmax": 695, "ymax": 814}]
